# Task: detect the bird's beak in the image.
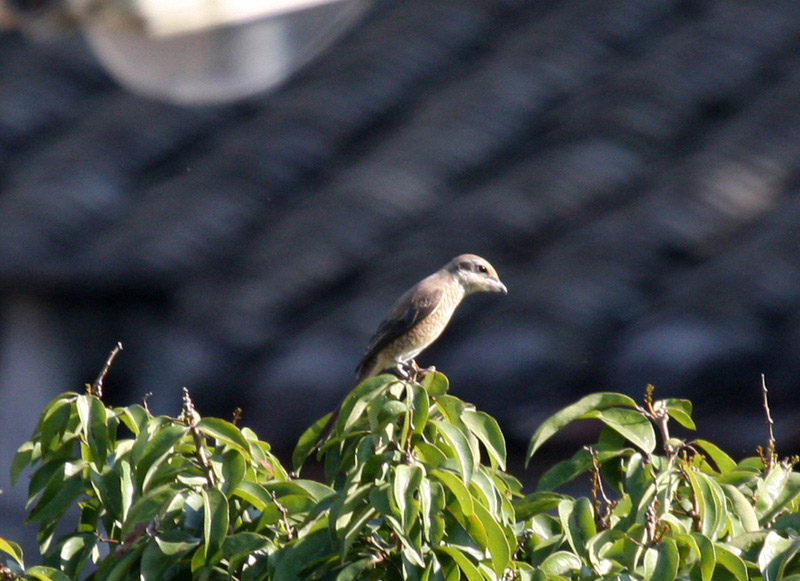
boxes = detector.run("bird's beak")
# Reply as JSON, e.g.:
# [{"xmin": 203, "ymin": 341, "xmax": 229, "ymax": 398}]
[{"xmin": 491, "ymin": 279, "xmax": 508, "ymax": 295}]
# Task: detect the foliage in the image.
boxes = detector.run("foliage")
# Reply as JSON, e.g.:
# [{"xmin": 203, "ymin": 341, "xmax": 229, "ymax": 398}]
[
  {"xmin": 3, "ymin": 357, "xmax": 800, "ymax": 580},
  {"xmin": 517, "ymin": 386, "xmax": 800, "ymax": 581}
]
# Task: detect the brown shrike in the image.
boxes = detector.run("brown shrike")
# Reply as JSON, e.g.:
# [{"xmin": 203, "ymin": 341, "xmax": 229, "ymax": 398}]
[{"xmin": 314, "ymin": 254, "xmax": 507, "ymax": 451}]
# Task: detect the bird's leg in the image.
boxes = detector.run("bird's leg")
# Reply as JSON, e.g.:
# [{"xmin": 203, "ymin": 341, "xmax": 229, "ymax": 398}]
[
  {"xmin": 394, "ymin": 362, "xmax": 410, "ymax": 380},
  {"xmin": 394, "ymin": 360, "xmax": 419, "ymax": 381}
]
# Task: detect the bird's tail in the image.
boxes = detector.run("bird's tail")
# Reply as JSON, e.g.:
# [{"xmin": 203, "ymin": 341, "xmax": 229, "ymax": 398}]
[
  {"xmin": 353, "ymin": 356, "xmax": 379, "ymax": 385},
  {"xmin": 312, "ymin": 357, "xmax": 386, "ymax": 454}
]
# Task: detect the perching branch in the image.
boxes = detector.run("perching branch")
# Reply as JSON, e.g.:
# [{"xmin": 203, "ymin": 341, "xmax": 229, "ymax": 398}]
[
  {"xmin": 760, "ymin": 374, "xmax": 777, "ymax": 472},
  {"xmin": 89, "ymin": 342, "xmax": 123, "ymax": 399}
]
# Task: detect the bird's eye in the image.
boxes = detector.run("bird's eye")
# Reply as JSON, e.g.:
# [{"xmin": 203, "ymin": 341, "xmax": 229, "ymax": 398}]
[{"xmin": 478, "ymin": 264, "xmax": 488, "ymax": 274}]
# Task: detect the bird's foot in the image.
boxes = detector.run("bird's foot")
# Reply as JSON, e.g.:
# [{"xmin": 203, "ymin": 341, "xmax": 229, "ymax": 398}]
[
  {"xmin": 406, "ymin": 360, "xmax": 433, "ymax": 383},
  {"xmin": 394, "ymin": 363, "xmax": 411, "ymax": 380},
  {"xmin": 396, "ymin": 360, "xmax": 436, "ymax": 382}
]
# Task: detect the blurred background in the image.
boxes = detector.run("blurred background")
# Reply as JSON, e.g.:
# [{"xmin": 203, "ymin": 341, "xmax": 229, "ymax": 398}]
[{"xmin": 3, "ymin": 0, "xmax": 800, "ymax": 560}]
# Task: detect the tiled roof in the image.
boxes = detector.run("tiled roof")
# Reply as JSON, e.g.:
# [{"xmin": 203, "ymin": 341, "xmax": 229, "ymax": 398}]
[{"xmin": 2, "ymin": 0, "xmax": 800, "ymax": 463}]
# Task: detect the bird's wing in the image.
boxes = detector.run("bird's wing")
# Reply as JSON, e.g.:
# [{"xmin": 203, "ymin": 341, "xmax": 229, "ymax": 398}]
[{"xmin": 355, "ymin": 277, "xmax": 444, "ymax": 376}]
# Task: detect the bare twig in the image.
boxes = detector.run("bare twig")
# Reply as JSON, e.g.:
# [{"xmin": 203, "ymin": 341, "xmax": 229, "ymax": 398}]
[
  {"xmin": 89, "ymin": 342, "xmax": 123, "ymax": 399},
  {"xmin": 182, "ymin": 388, "xmax": 216, "ymax": 487},
  {"xmin": 761, "ymin": 374, "xmax": 777, "ymax": 471},
  {"xmin": 637, "ymin": 384, "xmax": 675, "ymax": 460},
  {"xmin": 142, "ymin": 392, "xmax": 153, "ymax": 415},
  {"xmin": 585, "ymin": 446, "xmax": 615, "ymax": 529},
  {"xmin": 271, "ymin": 490, "xmax": 295, "ymax": 540},
  {"xmin": 644, "ymin": 497, "xmax": 668, "ymax": 545}
]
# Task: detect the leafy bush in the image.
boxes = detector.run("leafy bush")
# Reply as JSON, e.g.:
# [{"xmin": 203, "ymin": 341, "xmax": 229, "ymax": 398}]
[
  {"xmin": 2, "ymin": 354, "xmax": 800, "ymax": 580},
  {"xmin": 517, "ymin": 386, "xmax": 800, "ymax": 581}
]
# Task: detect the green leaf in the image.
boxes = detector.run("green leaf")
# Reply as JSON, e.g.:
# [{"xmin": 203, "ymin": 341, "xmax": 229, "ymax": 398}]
[
  {"xmin": 118, "ymin": 462, "xmax": 135, "ymax": 523},
  {"xmin": 432, "ymin": 420, "xmax": 475, "ymax": 484},
  {"xmin": 51, "ymin": 533, "xmax": 98, "ymax": 578},
  {"xmin": 77, "ymin": 395, "xmax": 111, "ymax": 466},
  {"xmin": 759, "ymin": 471, "xmax": 800, "ymax": 524},
  {"xmin": 336, "ymin": 557, "xmax": 375, "ymax": 581},
  {"xmin": 686, "ymin": 470, "xmax": 726, "ymax": 538},
  {"xmin": 116, "ymin": 404, "xmax": 151, "ymax": 436},
  {"xmin": 526, "ymin": 392, "xmax": 638, "ymax": 463},
  {"xmin": 142, "ymin": 532, "xmax": 195, "ymax": 580},
  {"xmin": 462, "ymin": 409, "xmax": 506, "ymax": 470},
  {"xmin": 122, "ymin": 483, "xmax": 180, "ymax": 538},
  {"xmin": 435, "ymin": 546, "xmax": 482, "ymax": 581},
  {"xmin": 40, "ymin": 398, "xmax": 74, "ymax": 454},
  {"xmin": 197, "ymin": 417, "xmax": 251, "ymax": 456},
  {"xmin": 27, "ymin": 465, "xmax": 85, "ymax": 526},
  {"xmin": 136, "ymin": 424, "xmax": 188, "ymax": 491},
  {"xmin": 434, "ymin": 395, "xmax": 467, "ymax": 424},
  {"xmin": 537, "ymin": 446, "xmax": 630, "ymax": 492},
  {"xmin": 271, "ymin": 528, "xmax": 334, "ymax": 580},
  {"xmin": 11, "ymin": 440, "xmax": 35, "ymax": 486},
  {"xmin": 432, "ymin": 469, "xmax": 474, "ymax": 517},
  {"xmin": 223, "ymin": 532, "xmax": 269, "ymax": 572},
  {"xmin": 643, "ymin": 538, "xmax": 679, "ymax": 581},
  {"xmin": 690, "ymin": 532, "xmax": 716, "ymax": 581},
  {"xmin": 28, "ymin": 459, "xmax": 72, "ymax": 503},
  {"xmin": 141, "ymin": 531, "xmax": 191, "ymax": 580},
  {"xmin": 419, "ymin": 477, "xmax": 434, "ymax": 540},
  {"xmin": 218, "ymin": 448, "xmax": 246, "ymax": 497},
  {"xmin": 514, "ymin": 491, "xmax": 572, "ymax": 521},
  {"xmin": 758, "ymin": 531, "xmax": 800, "ymax": 581},
  {"xmin": 558, "ymin": 498, "xmax": 590, "ymax": 557},
  {"xmin": 393, "ymin": 464, "xmax": 423, "ymax": 532},
  {"xmin": 693, "ymin": 439, "xmax": 737, "ymax": 473},
  {"xmin": 341, "ymin": 505, "xmax": 378, "ymax": 561},
  {"xmin": 202, "ymin": 487, "xmax": 229, "ymax": 564},
  {"xmin": 585, "ymin": 529, "xmax": 626, "ymax": 577},
  {"xmin": 473, "ymin": 499, "xmax": 512, "ymax": 574},
  {"xmin": 409, "ymin": 382, "xmax": 430, "ymax": 436},
  {"xmin": 539, "ymin": 551, "xmax": 582, "ymax": 576},
  {"xmin": 94, "ymin": 543, "xmax": 143, "ymax": 581},
  {"xmin": 415, "ymin": 442, "xmax": 447, "ymax": 468},
  {"xmin": 331, "ymin": 482, "xmax": 373, "ymax": 533},
  {"xmin": 655, "ymin": 398, "xmax": 696, "ymax": 430},
  {"xmin": 368, "ymin": 398, "xmax": 406, "ymax": 432},
  {"xmin": 422, "ymin": 371, "xmax": 449, "ymax": 397},
  {"xmin": 573, "ymin": 496, "xmax": 596, "ymax": 547},
  {"xmin": 293, "ymin": 412, "xmax": 332, "ymax": 470},
  {"xmin": 340, "ymin": 375, "xmax": 396, "ymax": 433},
  {"xmin": 270, "ymin": 479, "xmax": 334, "ymax": 503},
  {"xmin": 721, "ymin": 483, "xmax": 760, "ymax": 533},
  {"xmin": 155, "ymin": 529, "xmax": 200, "ymax": 557},
  {"xmin": 714, "ymin": 542, "xmax": 748, "ymax": 581},
  {"xmin": 23, "ymin": 565, "xmax": 72, "ymax": 581},
  {"xmin": 0, "ymin": 536, "xmax": 24, "ymax": 567},
  {"xmin": 584, "ymin": 407, "xmax": 656, "ymax": 454}
]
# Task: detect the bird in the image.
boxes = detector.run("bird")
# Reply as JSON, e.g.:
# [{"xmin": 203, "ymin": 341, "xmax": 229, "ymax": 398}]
[
  {"xmin": 354, "ymin": 254, "xmax": 508, "ymax": 383},
  {"xmin": 313, "ymin": 254, "xmax": 507, "ymax": 452}
]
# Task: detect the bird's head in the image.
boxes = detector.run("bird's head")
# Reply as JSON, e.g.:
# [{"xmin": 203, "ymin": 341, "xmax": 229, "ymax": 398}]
[{"xmin": 446, "ymin": 254, "xmax": 508, "ymax": 295}]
